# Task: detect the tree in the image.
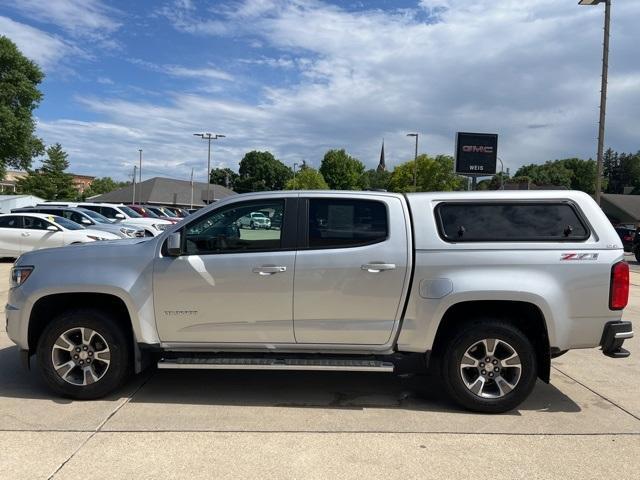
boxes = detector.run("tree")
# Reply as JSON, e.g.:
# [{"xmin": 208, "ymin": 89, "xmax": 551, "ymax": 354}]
[
  {"xmin": 319, "ymin": 149, "xmax": 366, "ymax": 190},
  {"xmin": 477, "ymin": 171, "xmax": 510, "ymax": 191},
  {"xmin": 235, "ymin": 151, "xmax": 292, "ymax": 192},
  {"xmin": 82, "ymin": 177, "xmax": 129, "ymax": 199},
  {"xmin": 514, "ymin": 158, "xmax": 596, "ymax": 193},
  {"xmin": 285, "ymin": 167, "xmax": 328, "ymax": 190},
  {"xmin": 388, "ymin": 154, "xmax": 465, "ymax": 192},
  {"xmin": 363, "ymin": 168, "xmax": 392, "ymax": 191},
  {"xmin": 17, "ymin": 144, "xmax": 77, "ymax": 200},
  {"xmin": 0, "ymin": 36, "xmax": 45, "ymax": 177},
  {"xmin": 210, "ymin": 167, "xmax": 239, "ymax": 190},
  {"xmin": 556, "ymin": 158, "xmax": 597, "ymax": 194}
]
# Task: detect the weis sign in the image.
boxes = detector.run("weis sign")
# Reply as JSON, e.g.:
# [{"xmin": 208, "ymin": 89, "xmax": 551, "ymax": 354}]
[{"xmin": 455, "ymin": 132, "xmax": 498, "ymax": 175}]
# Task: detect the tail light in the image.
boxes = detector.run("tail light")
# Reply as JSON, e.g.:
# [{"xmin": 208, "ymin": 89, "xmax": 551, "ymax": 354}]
[
  {"xmin": 623, "ymin": 235, "xmax": 632, "ymax": 242},
  {"xmin": 610, "ymin": 261, "xmax": 629, "ymax": 310}
]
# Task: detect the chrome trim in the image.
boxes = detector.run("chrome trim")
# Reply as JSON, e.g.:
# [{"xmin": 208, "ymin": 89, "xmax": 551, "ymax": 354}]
[
  {"xmin": 160, "ymin": 342, "xmax": 395, "ymax": 355},
  {"xmin": 614, "ymin": 331, "xmax": 634, "ymax": 339},
  {"xmin": 158, "ymin": 361, "xmax": 394, "ymax": 373}
]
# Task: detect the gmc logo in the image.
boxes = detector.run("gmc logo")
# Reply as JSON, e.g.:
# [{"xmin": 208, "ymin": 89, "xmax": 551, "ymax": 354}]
[{"xmin": 462, "ymin": 145, "xmax": 494, "ymax": 154}]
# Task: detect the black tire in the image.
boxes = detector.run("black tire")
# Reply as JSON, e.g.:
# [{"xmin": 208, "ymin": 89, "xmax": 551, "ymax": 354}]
[
  {"xmin": 634, "ymin": 247, "xmax": 640, "ymax": 263},
  {"xmin": 36, "ymin": 308, "xmax": 131, "ymax": 399},
  {"xmin": 440, "ymin": 319, "xmax": 537, "ymax": 413},
  {"xmin": 250, "ymin": 222, "xmax": 255, "ymax": 230}
]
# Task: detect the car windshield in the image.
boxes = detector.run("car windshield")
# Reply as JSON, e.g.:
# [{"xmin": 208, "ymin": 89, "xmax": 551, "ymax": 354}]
[
  {"xmin": 79, "ymin": 208, "xmax": 111, "ymax": 224},
  {"xmin": 159, "ymin": 207, "xmax": 177, "ymax": 217},
  {"xmin": 50, "ymin": 215, "xmax": 84, "ymax": 230},
  {"xmin": 118, "ymin": 206, "xmax": 142, "ymax": 218},
  {"xmin": 253, "ymin": 213, "xmax": 267, "ymax": 218},
  {"xmin": 143, "ymin": 208, "xmax": 161, "ymax": 218}
]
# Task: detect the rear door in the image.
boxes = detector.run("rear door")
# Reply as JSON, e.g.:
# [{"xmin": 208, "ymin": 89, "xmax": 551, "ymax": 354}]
[
  {"xmin": 0, "ymin": 216, "xmax": 23, "ymax": 257},
  {"xmin": 293, "ymin": 194, "xmax": 410, "ymax": 345}
]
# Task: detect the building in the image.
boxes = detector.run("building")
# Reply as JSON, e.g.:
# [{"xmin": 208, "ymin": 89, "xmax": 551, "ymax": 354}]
[
  {"xmin": 91, "ymin": 176, "xmax": 236, "ymax": 207},
  {"xmin": 0, "ymin": 195, "xmax": 45, "ymax": 213},
  {"xmin": 1, "ymin": 170, "xmax": 95, "ymax": 194},
  {"xmin": 599, "ymin": 194, "xmax": 640, "ymax": 227}
]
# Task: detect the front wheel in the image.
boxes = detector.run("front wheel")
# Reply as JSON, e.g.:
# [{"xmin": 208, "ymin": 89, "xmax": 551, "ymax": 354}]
[
  {"xmin": 36, "ymin": 309, "xmax": 131, "ymax": 399},
  {"xmin": 440, "ymin": 320, "xmax": 537, "ymax": 413}
]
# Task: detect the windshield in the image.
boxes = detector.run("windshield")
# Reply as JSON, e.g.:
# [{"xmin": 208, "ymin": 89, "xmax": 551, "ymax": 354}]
[
  {"xmin": 253, "ymin": 212, "xmax": 267, "ymax": 218},
  {"xmin": 142, "ymin": 207, "xmax": 161, "ymax": 218},
  {"xmin": 51, "ymin": 215, "xmax": 84, "ymax": 230},
  {"xmin": 159, "ymin": 207, "xmax": 177, "ymax": 217},
  {"xmin": 118, "ymin": 206, "xmax": 142, "ymax": 218},
  {"xmin": 79, "ymin": 208, "xmax": 111, "ymax": 224}
]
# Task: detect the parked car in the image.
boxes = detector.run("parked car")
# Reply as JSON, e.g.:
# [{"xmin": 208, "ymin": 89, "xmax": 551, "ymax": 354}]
[
  {"xmin": 0, "ymin": 213, "xmax": 120, "ymax": 258},
  {"xmin": 238, "ymin": 211, "xmax": 271, "ymax": 229},
  {"xmin": 44, "ymin": 202, "xmax": 172, "ymax": 236},
  {"xmin": 164, "ymin": 206, "xmax": 189, "ymax": 217},
  {"xmin": 143, "ymin": 206, "xmax": 181, "ymax": 224},
  {"xmin": 614, "ymin": 226, "xmax": 635, "ymax": 253},
  {"xmin": 6, "ymin": 191, "xmax": 632, "ymax": 413},
  {"xmin": 12, "ymin": 206, "xmax": 145, "ymax": 239}
]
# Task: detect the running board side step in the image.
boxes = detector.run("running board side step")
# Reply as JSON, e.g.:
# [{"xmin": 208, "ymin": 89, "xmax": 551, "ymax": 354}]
[{"xmin": 157, "ymin": 357, "xmax": 395, "ymax": 372}]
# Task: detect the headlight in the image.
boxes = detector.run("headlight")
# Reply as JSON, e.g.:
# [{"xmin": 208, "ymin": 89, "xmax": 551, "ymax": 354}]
[
  {"xmin": 153, "ymin": 224, "xmax": 167, "ymax": 231},
  {"xmin": 10, "ymin": 266, "xmax": 34, "ymax": 288},
  {"xmin": 119, "ymin": 227, "xmax": 136, "ymax": 237}
]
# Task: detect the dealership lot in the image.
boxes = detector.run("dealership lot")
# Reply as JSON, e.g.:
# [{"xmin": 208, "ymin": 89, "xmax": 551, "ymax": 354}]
[{"xmin": 0, "ymin": 260, "xmax": 638, "ymax": 479}]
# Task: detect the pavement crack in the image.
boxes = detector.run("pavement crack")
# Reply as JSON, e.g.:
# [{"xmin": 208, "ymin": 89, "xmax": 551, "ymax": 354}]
[
  {"xmin": 552, "ymin": 365, "xmax": 640, "ymax": 423},
  {"xmin": 47, "ymin": 372, "xmax": 154, "ymax": 479}
]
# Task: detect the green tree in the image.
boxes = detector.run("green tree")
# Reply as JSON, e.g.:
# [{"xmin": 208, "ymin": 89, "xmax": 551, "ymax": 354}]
[
  {"xmin": 210, "ymin": 167, "xmax": 239, "ymax": 190},
  {"xmin": 363, "ymin": 168, "xmax": 392, "ymax": 191},
  {"xmin": 477, "ymin": 171, "xmax": 510, "ymax": 190},
  {"xmin": 556, "ymin": 158, "xmax": 597, "ymax": 194},
  {"xmin": 235, "ymin": 151, "xmax": 292, "ymax": 192},
  {"xmin": 17, "ymin": 143, "xmax": 77, "ymax": 200},
  {"xmin": 514, "ymin": 162, "xmax": 573, "ymax": 189},
  {"xmin": 285, "ymin": 167, "xmax": 328, "ymax": 190},
  {"xmin": 388, "ymin": 154, "xmax": 465, "ymax": 192},
  {"xmin": 82, "ymin": 177, "xmax": 129, "ymax": 199},
  {"xmin": 319, "ymin": 149, "xmax": 366, "ymax": 190},
  {"xmin": 0, "ymin": 36, "xmax": 45, "ymax": 177}
]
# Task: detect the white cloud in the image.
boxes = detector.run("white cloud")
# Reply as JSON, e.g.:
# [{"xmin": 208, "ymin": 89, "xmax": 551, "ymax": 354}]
[
  {"xmin": 0, "ymin": 16, "xmax": 86, "ymax": 70},
  {"xmin": 0, "ymin": 0, "xmax": 120, "ymax": 38},
  {"xmin": 164, "ymin": 65, "xmax": 234, "ymax": 82},
  {"xmin": 36, "ymin": 0, "xmax": 640, "ymax": 180}
]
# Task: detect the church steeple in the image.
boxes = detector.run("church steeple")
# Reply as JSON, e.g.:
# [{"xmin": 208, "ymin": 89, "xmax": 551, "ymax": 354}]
[{"xmin": 377, "ymin": 139, "xmax": 386, "ymax": 172}]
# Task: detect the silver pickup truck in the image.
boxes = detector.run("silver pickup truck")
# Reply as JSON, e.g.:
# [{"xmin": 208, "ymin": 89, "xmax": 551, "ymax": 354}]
[{"xmin": 5, "ymin": 190, "xmax": 633, "ymax": 412}]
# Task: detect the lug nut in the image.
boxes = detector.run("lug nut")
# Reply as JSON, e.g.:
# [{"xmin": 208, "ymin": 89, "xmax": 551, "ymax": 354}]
[
  {"xmin": 485, "ymin": 358, "xmax": 490, "ymax": 362},
  {"xmin": 76, "ymin": 347, "xmax": 81, "ymax": 352},
  {"xmin": 88, "ymin": 351, "xmax": 93, "ymax": 356},
  {"xmin": 87, "ymin": 359, "xmax": 91, "ymax": 364},
  {"xmin": 481, "ymin": 370, "xmax": 486, "ymax": 375},
  {"xmin": 479, "ymin": 362, "xmax": 485, "ymax": 367},
  {"xmin": 73, "ymin": 354, "xmax": 79, "ymax": 359},
  {"xmin": 495, "ymin": 367, "xmax": 500, "ymax": 372},
  {"xmin": 489, "ymin": 372, "xmax": 494, "ymax": 377},
  {"xmin": 83, "ymin": 346, "xmax": 88, "ymax": 351},
  {"xmin": 492, "ymin": 359, "xmax": 498, "ymax": 365},
  {"xmin": 79, "ymin": 360, "xmax": 84, "ymax": 365}
]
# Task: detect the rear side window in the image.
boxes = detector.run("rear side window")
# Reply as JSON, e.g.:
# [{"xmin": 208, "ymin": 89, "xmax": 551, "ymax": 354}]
[
  {"xmin": 0, "ymin": 216, "xmax": 20, "ymax": 228},
  {"xmin": 436, "ymin": 202, "xmax": 589, "ymax": 242},
  {"xmin": 308, "ymin": 199, "xmax": 388, "ymax": 248}
]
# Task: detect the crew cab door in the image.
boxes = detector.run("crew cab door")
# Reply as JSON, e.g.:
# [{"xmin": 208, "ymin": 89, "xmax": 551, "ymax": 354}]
[
  {"xmin": 153, "ymin": 197, "xmax": 297, "ymax": 343},
  {"xmin": 293, "ymin": 194, "xmax": 410, "ymax": 345}
]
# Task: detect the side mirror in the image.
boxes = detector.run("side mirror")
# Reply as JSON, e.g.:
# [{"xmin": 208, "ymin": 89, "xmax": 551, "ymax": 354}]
[
  {"xmin": 81, "ymin": 218, "xmax": 92, "ymax": 225},
  {"xmin": 115, "ymin": 213, "xmax": 126, "ymax": 220},
  {"xmin": 47, "ymin": 225, "xmax": 60, "ymax": 232},
  {"xmin": 167, "ymin": 232, "xmax": 181, "ymax": 256}
]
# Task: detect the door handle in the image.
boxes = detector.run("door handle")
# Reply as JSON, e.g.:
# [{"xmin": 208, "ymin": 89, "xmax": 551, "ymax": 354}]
[
  {"xmin": 21, "ymin": 232, "xmax": 30, "ymax": 237},
  {"xmin": 252, "ymin": 265, "xmax": 287, "ymax": 276},
  {"xmin": 361, "ymin": 263, "xmax": 396, "ymax": 273}
]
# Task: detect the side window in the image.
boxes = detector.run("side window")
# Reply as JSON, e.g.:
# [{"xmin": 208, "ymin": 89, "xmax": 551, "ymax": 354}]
[
  {"xmin": 436, "ymin": 202, "xmax": 590, "ymax": 242},
  {"xmin": 68, "ymin": 211, "xmax": 85, "ymax": 224},
  {"xmin": 307, "ymin": 199, "xmax": 388, "ymax": 249},
  {"xmin": 99, "ymin": 207, "xmax": 117, "ymax": 219},
  {"xmin": 0, "ymin": 216, "xmax": 20, "ymax": 228},
  {"xmin": 22, "ymin": 216, "xmax": 52, "ymax": 230},
  {"xmin": 184, "ymin": 200, "xmax": 284, "ymax": 255}
]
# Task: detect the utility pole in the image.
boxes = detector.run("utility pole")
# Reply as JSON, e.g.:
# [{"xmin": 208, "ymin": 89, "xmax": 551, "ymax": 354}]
[
  {"xmin": 406, "ymin": 133, "xmax": 419, "ymax": 191},
  {"xmin": 293, "ymin": 162, "xmax": 299, "ymax": 190},
  {"xmin": 193, "ymin": 133, "xmax": 225, "ymax": 204},
  {"xmin": 138, "ymin": 149, "xmax": 143, "ymax": 205},
  {"xmin": 132, "ymin": 165, "xmax": 137, "ymax": 204},
  {"xmin": 190, "ymin": 168, "xmax": 194, "ymax": 209}
]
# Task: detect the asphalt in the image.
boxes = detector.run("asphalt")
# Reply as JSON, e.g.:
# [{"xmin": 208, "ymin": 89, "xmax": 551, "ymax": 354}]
[{"xmin": 0, "ymin": 261, "xmax": 638, "ymax": 479}]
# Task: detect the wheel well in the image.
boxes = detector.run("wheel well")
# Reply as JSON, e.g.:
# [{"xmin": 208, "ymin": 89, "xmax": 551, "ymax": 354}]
[
  {"xmin": 28, "ymin": 293, "xmax": 134, "ymax": 355},
  {"xmin": 432, "ymin": 300, "xmax": 551, "ymax": 383}
]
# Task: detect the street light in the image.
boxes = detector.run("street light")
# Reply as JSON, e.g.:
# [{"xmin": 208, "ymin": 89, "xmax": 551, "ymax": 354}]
[
  {"xmin": 138, "ymin": 149, "xmax": 142, "ymax": 205},
  {"xmin": 406, "ymin": 133, "xmax": 419, "ymax": 191},
  {"xmin": 579, "ymin": 0, "xmax": 611, "ymax": 205},
  {"xmin": 293, "ymin": 162, "xmax": 299, "ymax": 190},
  {"xmin": 193, "ymin": 133, "xmax": 225, "ymax": 204}
]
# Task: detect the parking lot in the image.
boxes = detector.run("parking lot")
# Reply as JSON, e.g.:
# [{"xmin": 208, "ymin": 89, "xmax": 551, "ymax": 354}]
[{"xmin": 0, "ymin": 260, "xmax": 638, "ymax": 479}]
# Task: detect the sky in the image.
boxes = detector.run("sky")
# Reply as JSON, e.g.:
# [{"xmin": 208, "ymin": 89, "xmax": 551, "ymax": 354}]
[{"xmin": 1, "ymin": 0, "xmax": 639, "ymax": 183}]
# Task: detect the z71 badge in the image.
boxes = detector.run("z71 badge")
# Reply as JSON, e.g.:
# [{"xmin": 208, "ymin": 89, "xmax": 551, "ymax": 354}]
[{"xmin": 560, "ymin": 253, "xmax": 599, "ymax": 261}]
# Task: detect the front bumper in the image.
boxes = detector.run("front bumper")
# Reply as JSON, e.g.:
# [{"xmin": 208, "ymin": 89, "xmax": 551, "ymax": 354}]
[{"xmin": 600, "ymin": 321, "xmax": 633, "ymax": 358}]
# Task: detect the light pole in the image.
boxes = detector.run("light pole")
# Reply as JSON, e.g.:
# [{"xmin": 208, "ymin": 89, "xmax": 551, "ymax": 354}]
[
  {"xmin": 138, "ymin": 149, "xmax": 142, "ymax": 205},
  {"xmin": 406, "ymin": 133, "xmax": 419, "ymax": 191},
  {"xmin": 293, "ymin": 162, "xmax": 299, "ymax": 190},
  {"xmin": 194, "ymin": 133, "xmax": 225, "ymax": 204},
  {"xmin": 579, "ymin": 0, "xmax": 611, "ymax": 205}
]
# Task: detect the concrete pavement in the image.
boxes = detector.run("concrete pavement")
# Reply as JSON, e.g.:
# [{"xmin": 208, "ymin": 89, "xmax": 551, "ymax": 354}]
[{"xmin": 1, "ymin": 261, "xmax": 638, "ymax": 479}]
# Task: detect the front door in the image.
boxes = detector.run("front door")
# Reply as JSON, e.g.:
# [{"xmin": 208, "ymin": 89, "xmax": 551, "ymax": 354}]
[
  {"xmin": 19, "ymin": 215, "xmax": 64, "ymax": 253},
  {"xmin": 154, "ymin": 197, "xmax": 297, "ymax": 344},
  {"xmin": 293, "ymin": 195, "xmax": 410, "ymax": 345}
]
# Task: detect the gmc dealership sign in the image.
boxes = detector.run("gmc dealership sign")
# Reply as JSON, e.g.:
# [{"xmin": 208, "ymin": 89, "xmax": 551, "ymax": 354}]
[{"xmin": 455, "ymin": 132, "xmax": 498, "ymax": 175}]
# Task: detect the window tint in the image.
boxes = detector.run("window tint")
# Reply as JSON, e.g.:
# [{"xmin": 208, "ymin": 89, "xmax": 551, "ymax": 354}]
[
  {"xmin": 308, "ymin": 199, "xmax": 388, "ymax": 248},
  {"xmin": 23, "ymin": 216, "xmax": 53, "ymax": 230},
  {"xmin": 184, "ymin": 201, "xmax": 284, "ymax": 255},
  {"xmin": 0, "ymin": 216, "xmax": 20, "ymax": 228},
  {"xmin": 98, "ymin": 207, "xmax": 118, "ymax": 219},
  {"xmin": 436, "ymin": 202, "xmax": 589, "ymax": 242}
]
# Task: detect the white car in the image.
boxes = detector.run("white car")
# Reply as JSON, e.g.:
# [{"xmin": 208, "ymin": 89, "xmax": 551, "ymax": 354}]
[
  {"xmin": 238, "ymin": 211, "xmax": 271, "ymax": 229},
  {"xmin": 44, "ymin": 202, "xmax": 172, "ymax": 236},
  {"xmin": 0, "ymin": 213, "xmax": 120, "ymax": 258}
]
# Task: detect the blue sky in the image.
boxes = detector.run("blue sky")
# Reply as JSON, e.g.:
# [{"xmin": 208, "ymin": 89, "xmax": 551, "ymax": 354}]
[{"xmin": 1, "ymin": 0, "xmax": 639, "ymax": 182}]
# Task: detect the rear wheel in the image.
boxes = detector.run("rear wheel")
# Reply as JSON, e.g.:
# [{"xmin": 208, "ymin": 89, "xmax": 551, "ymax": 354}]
[
  {"xmin": 440, "ymin": 320, "xmax": 537, "ymax": 413},
  {"xmin": 36, "ymin": 309, "xmax": 131, "ymax": 399},
  {"xmin": 250, "ymin": 221, "xmax": 255, "ymax": 230}
]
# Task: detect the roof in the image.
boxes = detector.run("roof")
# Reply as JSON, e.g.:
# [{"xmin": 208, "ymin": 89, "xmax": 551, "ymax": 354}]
[
  {"xmin": 91, "ymin": 177, "xmax": 236, "ymax": 206},
  {"xmin": 600, "ymin": 194, "xmax": 640, "ymax": 222}
]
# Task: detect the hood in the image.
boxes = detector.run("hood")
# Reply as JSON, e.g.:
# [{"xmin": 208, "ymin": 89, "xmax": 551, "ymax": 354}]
[
  {"xmin": 121, "ymin": 217, "xmax": 172, "ymax": 225},
  {"xmin": 81, "ymin": 228, "xmax": 122, "ymax": 239}
]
